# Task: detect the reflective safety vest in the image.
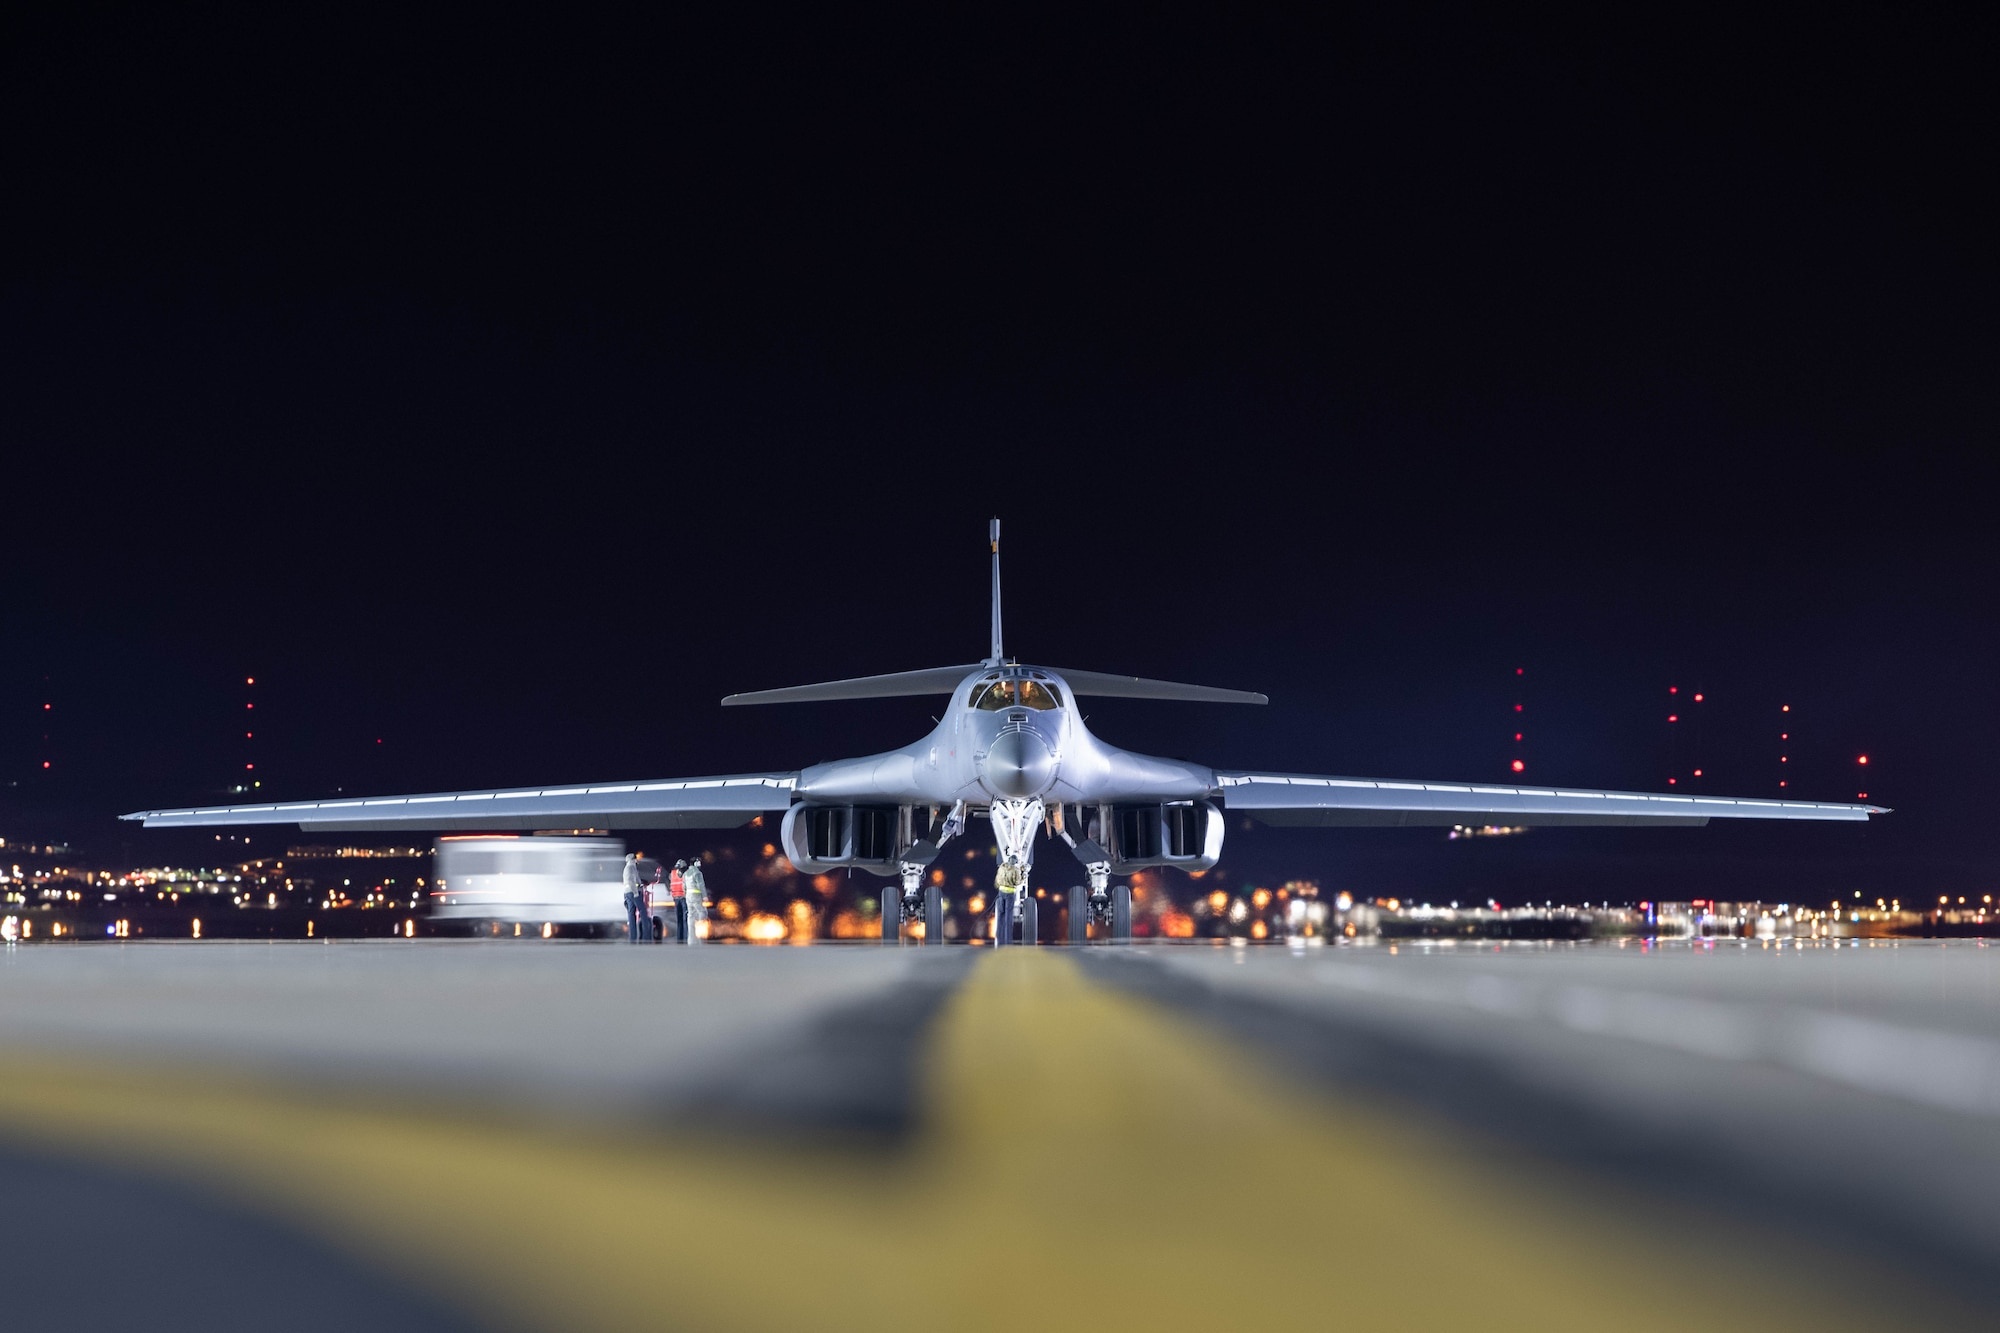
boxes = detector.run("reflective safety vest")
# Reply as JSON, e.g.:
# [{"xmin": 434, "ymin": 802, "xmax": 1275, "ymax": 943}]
[
  {"xmin": 669, "ymin": 869, "xmax": 685, "ymax": 899},
  {"xmin": 994, "ymin": 862, "xmax": 1024, "ymax": 892},
  {"xmin": 683, "ymin": 864, "xmax": 706, "ymax": 902}
]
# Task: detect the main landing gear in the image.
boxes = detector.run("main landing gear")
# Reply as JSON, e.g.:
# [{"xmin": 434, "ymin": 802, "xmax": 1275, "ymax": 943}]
[
  {"xmin": 884, "ymin": 861, "xmax": 948, "ymax": 944},
  {"xmin": 1063, "ymin": 861, "xmax": 1132, "ymax": 942}
]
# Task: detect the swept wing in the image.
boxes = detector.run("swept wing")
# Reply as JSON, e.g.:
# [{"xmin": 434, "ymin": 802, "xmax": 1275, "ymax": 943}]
[
  {"xmin": 120, "ymin": 773, "xmax": 797, "ymax": 833},
  {"xmin": 1217, "ymin": 771, "xmax": 1884, "ymax": 827}
]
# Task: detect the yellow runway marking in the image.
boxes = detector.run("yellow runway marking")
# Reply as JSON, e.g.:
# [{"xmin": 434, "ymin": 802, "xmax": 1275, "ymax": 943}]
[{"xmin": 0, "ymin": 951, "xmax": 1957, "ymax": 1330}]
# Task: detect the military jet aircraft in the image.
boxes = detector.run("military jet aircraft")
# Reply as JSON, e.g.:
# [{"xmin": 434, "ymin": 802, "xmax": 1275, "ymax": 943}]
[{"xmin": 124, "ymin": 521, "xmax": 1885, "ymax": 943}]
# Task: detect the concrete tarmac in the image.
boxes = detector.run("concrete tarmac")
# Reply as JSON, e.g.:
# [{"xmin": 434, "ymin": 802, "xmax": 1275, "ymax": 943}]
[{"xmin": 2, "ymin": 937, "xmax": 1995, "ymax": 1331}]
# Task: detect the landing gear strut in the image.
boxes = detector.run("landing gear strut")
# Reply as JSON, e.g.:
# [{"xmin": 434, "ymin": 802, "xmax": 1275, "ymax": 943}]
[{"xmin": 988, "ymin": 797, "xmax": 1044, "ymax": 948}]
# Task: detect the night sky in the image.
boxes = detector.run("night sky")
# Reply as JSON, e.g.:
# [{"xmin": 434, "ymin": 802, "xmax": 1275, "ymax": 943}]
[{"xmin": 3, "ymin": 6, "xmax": 1993, "ymax": 903}]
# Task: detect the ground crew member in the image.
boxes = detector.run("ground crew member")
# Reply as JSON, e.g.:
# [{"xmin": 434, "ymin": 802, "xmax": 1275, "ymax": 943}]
[
  {"xmin": 622, "ymin": 853, "xmax": 643, "ymax": 943},
  {"xmin": 682, "ymin": 856, "xmax": 707, "ymax": 944},
  {"xmin": 640, "ymin": 867, "xmax": 658, "ymax": 943},
  {"xmin": 647, "ymin": 865, "xmax": 670, "ymax": 941},
  {"xmin": 669, "ymin": 860, "xmax": 688, "ymax": 942}
]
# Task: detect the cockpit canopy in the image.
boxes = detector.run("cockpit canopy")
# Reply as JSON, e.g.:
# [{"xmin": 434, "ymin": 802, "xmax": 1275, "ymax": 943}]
[{"xmin": 969, "ymin": 671, "xmax": 1065, "ymax": 712}]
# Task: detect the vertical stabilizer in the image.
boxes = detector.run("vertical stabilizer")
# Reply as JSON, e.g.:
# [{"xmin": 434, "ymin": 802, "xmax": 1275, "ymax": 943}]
[{"xmin": 989, "ymin": 518, "xmax": 1004, "ymax": 664}]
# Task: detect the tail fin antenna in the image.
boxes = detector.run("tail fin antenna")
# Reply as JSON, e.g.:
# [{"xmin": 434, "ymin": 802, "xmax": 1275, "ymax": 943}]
[{"xmin": 988, "ymin": 518, "xmax": 1004, "ymax": 663}]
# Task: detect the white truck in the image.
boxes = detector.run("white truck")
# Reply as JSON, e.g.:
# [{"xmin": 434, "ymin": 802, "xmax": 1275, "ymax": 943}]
[{"xmin": 432, "ymin": 835, "xmax": 659, "ymax": 935}]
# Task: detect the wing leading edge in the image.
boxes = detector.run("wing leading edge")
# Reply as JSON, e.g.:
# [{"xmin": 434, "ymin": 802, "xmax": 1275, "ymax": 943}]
[
  {"xmin": 1216, "ymin": 772, "xmax": 1885, "ymax": 828},
  {"xmin": 120, "ymin": 773, "xmax": 798, "ymax": 833}
]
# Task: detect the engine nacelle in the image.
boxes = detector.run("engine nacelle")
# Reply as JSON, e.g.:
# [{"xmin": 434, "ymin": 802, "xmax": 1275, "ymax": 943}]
[
  {"xmin": 1105, "ymin": 800, "xmax": 1225, "ymax": 872},
  {"xmin": 781, "ymin": 803, "xmax": 903, "ymax": 876}
]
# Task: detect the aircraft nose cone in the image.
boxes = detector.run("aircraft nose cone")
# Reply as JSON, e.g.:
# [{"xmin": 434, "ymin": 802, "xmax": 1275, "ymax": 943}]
[{"xmin": 982, "ymin": 729, "xmax": 1056, "ymax": 799}]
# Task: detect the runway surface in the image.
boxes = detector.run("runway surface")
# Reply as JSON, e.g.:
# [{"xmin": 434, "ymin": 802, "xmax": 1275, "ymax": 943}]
[{"xmin": 3, "ymin": 937, "xmax": 1997, "ymax": 1330}]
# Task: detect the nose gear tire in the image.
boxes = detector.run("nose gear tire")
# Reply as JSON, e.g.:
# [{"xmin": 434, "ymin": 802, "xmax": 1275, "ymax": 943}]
[{"xmin": 1111, "ymin": 885, "xmax": 1132, "ymax": 941}]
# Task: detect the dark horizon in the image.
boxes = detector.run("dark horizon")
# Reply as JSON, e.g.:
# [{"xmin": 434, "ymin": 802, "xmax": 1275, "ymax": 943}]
[{"xmin": 4, "ymin": 5, "xmax": 1992, "ymax": 905}]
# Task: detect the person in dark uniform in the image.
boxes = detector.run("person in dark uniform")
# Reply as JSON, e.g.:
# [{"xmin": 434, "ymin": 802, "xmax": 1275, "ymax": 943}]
[{"xmin": 621, "ymin": 852, "xmax": 643, "ymax": 943}]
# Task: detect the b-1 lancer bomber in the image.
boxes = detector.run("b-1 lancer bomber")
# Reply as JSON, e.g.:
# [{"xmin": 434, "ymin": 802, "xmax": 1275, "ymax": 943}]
[{"xmin": 125, "ymin": 522, "xmax": 1886, "ymax": 942}]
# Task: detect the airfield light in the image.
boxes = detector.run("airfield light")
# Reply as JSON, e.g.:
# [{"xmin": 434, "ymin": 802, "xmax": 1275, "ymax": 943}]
[
  {"xmin": 1668, "ymin": 714, "xmax": 1679, "ymax": 723},
  {"xmin": 1694, "ymin": 693, "xmax": 1705, "ymax": 702},
  {"xmin": 1668, "ymin": 777, "xmax": 1677, "ymax": 785},
  {"xmin": 1510, "ymin": 759, "xmax": 1525, "ymax": 773},
  {"xmin": 1669, "ymin": 686, "xmax": 1678, "ymax": 694},
  {"xmin": 1514, "ymin": 704, "xmax": 1523, "ymax": 713},
  {"xmin": 1693, "ymin": 769, "xmax": 1703, "ymax": 777},
  {"xmin": 1514, "ymin": 732, "xmax": 1523, "ymax": 742},
  {"xmin": 1858, "ymin": 793, "xmax": 1868, "ymax": 800},
  {"xmin": 1208, "ymin": 889, "xmax": 1229, "ymax": 913},
  {"xmin": 247, "ymin": 677, "xmax": 255, "ymax": 686},
  {"xmin": 41, "ymin": 762, "xmax": 49, "ymax": 769},
  {"xmin": 1782, "ymin": 704, "xmax": 1790, "ymax": 712},
  {"xmin": 1857, "ymin": 755, "xmax": 1869, "ymax": 765}
]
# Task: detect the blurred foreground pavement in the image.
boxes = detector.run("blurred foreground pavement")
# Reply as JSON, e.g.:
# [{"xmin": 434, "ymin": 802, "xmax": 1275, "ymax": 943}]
[{"xmin": 2, "ymin": 939, "xmax": 1997, "ymax": 1331}]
